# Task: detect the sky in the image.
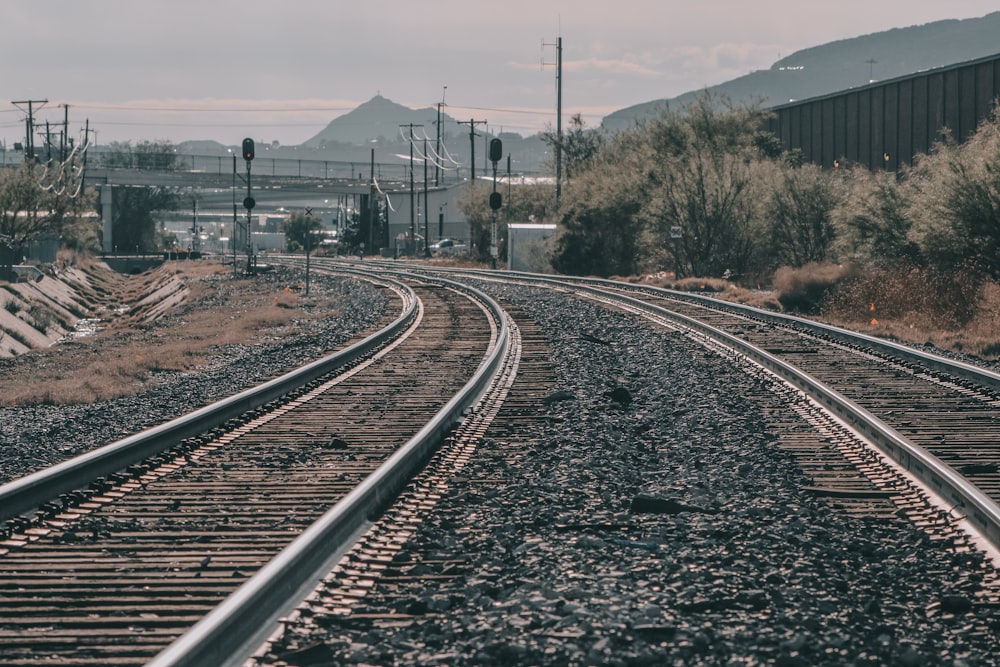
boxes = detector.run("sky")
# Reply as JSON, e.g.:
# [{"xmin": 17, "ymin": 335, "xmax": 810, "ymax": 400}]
[{"xmin": 2, "ymin": 1, "xmax": 999, "ymax": 149}]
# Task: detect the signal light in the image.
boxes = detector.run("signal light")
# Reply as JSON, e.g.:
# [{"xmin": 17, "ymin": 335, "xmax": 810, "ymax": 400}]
[
  {"xmin": 242, "ymin": 138, "xmax": 255, "ymax": 161},
  {"xmin": 489, "ymin": 138, "xmax": 503, "ymax": 163}
]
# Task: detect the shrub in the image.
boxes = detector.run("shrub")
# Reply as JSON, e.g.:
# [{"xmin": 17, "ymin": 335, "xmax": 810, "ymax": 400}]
[
  {"xmin": 28, "ymin": 304, "xmax": 55, "ymax": 334},
  {"xmin": 823, "ymin": 265, "xmax": 983, "ymax": 329},
  {"xmin": 772, "ymin": 262, "xmax": 857, "ymax": 313}
]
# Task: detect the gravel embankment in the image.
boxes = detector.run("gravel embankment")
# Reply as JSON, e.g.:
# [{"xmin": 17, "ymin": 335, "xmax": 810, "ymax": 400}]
[
  {"xmin": 0, "ymin": 267, "xmax": 389, "ymax": 484},
  {"xmin": 271, "ymin": 281, "xmax": 1000, "ymax": 667}
]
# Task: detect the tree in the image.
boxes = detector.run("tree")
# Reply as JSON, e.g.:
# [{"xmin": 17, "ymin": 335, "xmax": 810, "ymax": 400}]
[
  {"xmin": 0, "ymin": 161, "xmax": 96, "ymax": 252},
  {"xmin": 762, "ymin": 162, "xmax": 840, "ymax": 268},
  {"xmin": 643, "ymin": 96, "xmax": 769, "ymax": 278},
  {"xmin": 0, "ymin": 162, "xmax": 57, "ymax": 249},
  {"xmin": 283, "ymin": 210, "xmax": 323, "ymax": 253},
  {"xmin": 541, "ymin": 114, "xmax": 604, "ymax": 181},
  {"xmin": 834, "ymin": 167, "xmax": 920, "ymax": 266},
  {"xmin": 550, "ymin": 131, "xmax": 649, "ymax": 277},
  {"xmin": 904, "ymin": 113, "xmax": 1000, "ymax": 279},
  {"xmin": 102, "ymin": 140, "xmax": 181, "ymax": 171},
  {"xmin": 109, "ymin": 186, "xmax": 178, "ymax": 252}
]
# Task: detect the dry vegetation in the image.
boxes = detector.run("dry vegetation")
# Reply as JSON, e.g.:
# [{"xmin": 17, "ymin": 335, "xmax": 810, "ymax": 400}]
[
  {"xmin": 632, "ymin": 263, "xmax": 1000, "ymax": 361},
  {"xmin": 0, "ymin": 259, "xmax": 330, "ymax": 406},
  {"xmin": 817, "ymin": 266, "xmax": 1000, "ymax": 360}
]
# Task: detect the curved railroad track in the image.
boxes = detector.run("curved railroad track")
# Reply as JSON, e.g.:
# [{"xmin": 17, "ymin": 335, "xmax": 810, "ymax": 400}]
[
  {"xmin": 0, "ymin": 271, "xmax": 509, "ymax": 666},
  {"xmin": 385, "ymin": 263, "xmax": 1000, "ymax": 550},
  {"xmin": 217, "ymin": 257, "xmax": 1000, "ymax": 665},
  {"xmin": 5, "ymin": 258, "xmax": 1000, "ymax": 665}
]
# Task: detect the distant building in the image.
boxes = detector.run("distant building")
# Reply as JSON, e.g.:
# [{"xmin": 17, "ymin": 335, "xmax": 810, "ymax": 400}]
[{"xmin": 766, "ymin": 52, "xmax": 1000, "ymax": 171}]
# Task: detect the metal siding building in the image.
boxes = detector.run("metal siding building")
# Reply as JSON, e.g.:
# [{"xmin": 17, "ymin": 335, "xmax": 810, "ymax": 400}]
[{"xmin": 766, "ymin": 53, "xmax": 1000, "ymax": 171}]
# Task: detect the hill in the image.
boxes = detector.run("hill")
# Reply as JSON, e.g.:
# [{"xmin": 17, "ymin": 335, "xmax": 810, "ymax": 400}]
[
  {"xmin": 301, "ymin": 94, "xmax": 462, "ymax": 148},
  {"xmin": 288, "ymin": 94, "xmax": 550, "ymax": 176},
  {"xmin": 603, "ymin": 12, "xmax": 1000, "ymax": 131}
]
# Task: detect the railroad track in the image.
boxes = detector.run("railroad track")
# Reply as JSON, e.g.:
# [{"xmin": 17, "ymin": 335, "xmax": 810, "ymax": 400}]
[
  {"xmin": 0, "ymin": 271, "xmax": 510, "ymax": 666},
  {"xmin": 246, "ymin": 300, "xmax": 555, "ymax": 665},
  {"xmin": 393, "ymin": 264, "xmax": 1000, "ymax": 551},
  {"xmin": 584, "ymin": 278, "xmax": 1000, "ymax": 541},
  {"xmin": 239, "ymin": 260, "xmax": 1000, "ymax": 664},
  {"xmin": 6, "ymin": 258, "xmax": 1000, "ymax": 664}
]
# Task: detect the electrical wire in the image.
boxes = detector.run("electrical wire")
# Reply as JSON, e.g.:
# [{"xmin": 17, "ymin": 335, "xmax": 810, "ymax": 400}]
[
  {"xmin": 372, "ymin": 177, "xmax": 396, "ymax": 213},
  {"xmin": 400, "ymin": 126, "xmax": 461, "ymax": 172},
  {"xmin": 414, "ymin": 127, "xmax": 460, "ymax": 167}
]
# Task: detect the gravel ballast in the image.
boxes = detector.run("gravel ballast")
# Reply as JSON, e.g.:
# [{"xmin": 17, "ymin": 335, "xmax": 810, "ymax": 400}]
[
  {"xmin": 268, "ymin": 281, "xmax": 1000, "ymax": 667},
  {"xmin": 0, "ymin": 267, "xmax": 389, "ymax": 484},
  {"xmin": 3, "ymin": 267, "xmax": 999, "ymax": 665}
]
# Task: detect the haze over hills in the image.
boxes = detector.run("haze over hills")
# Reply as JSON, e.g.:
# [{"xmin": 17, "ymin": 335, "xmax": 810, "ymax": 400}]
[{"xmin": 603, "ymin": 12, "xmax": 1000, "ymax": 131}]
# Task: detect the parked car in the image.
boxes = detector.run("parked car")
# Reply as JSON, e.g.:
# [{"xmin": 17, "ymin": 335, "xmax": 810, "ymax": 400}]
[{"xmin": 430, "ymin": 238, "xmax": 467, "ymax": 256}]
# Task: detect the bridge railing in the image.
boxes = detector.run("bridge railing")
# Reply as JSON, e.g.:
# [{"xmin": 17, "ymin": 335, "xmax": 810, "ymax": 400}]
[{"xmin": 89, "ymin": 150, "xmax": 426, "ymax": 182}]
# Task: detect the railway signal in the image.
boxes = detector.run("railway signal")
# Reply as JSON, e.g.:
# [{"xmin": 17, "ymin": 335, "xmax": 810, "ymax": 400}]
[
  {"xmin": 489, "ymin": 138, "xmax": 503, "ymax": 163},
  {"xmin": 488, "ymin": 138, "xmax": 503, "ymax": 265},
  {"xmin": 240, "ymin": 137, "xmax": 256, "ymax": 274}
]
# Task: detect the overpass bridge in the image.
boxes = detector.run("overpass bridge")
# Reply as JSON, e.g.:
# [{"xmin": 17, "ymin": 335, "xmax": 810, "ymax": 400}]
[{"xmin": 86, "ymin": 166, "xmax": 401, "ymax": 211}]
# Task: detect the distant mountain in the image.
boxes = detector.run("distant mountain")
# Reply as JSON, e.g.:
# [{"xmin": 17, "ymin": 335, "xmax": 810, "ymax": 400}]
[
  {"xmin": 603, "ymin": 12, "xmax": 1000, "ymax": 132},
  {"xmin": 178, "ymin": 139, "xmax": 227, "ymax": 153},
  {"xmin": 301, "ymin": 95, "xmax": 459, "ymax": 147},
  {"xmin": 291, "ymin": 94, "xmax": 550, "ymax": 175}
]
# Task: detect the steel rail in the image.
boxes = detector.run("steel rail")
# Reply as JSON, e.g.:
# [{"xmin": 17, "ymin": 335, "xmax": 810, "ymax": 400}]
[
  {"xmin": 494, "ymin": 267, "xmax": 1000, "ymax": 391},
  {"xmin": 557, "ymin": 277, "xmax": 1000, "ymax": 550},
  {"xmin": 146, "ymin": 273, "xmax": 511, "ymax": 667},
  {"xmin": 0, "ymin": 276, "xmax": 417, "ymax": 523},
  {"xmin": 379, "ymin": 261, "xmax": 1000, "ymax": 391},
  {"xmin": 361, "ymin": 262, "xmax": 1000, "ymax": 550}
]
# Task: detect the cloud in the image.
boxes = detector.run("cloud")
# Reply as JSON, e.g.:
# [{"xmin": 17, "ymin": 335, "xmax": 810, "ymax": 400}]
[
  {"xmin": 659, "ymin": 42, "xmax": 785, "ymax": 87},
  {"xmin": 564, "ymin": 58, "xmax": 662, "ymax": 77}
]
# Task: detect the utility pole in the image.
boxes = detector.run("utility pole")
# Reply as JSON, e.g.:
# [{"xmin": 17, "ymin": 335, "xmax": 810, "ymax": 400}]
[
  {"xmin": 543, "ymin": 36, "xmax": 563, "ymax": 210},
  {"xmin": 866, "ymin": 58, "xmax": 878, "ymax": 83},
  {"xmin": 369, "ymin": 147, "xmax": 378, "ymax": 253},
  {"xmin": 191, "ymin": 198, "xmax": 198, "ymax": 254},
  {"xmin": 304, "ymin": 207, "xmax": 313, "ymax": 296},
  {"xmin": 81, "ymin": 119, "xmax": 91, "ymax": 189},
  {"xmin": 232, "ymin": 153, "xmax": 238, "ymax": 272},
  {"xmin": 61, "ymin": 104, "xmax": 69, "ymax": 162},
  {"xmin": 401, "ymin": 123, "xmax": 422, "ymax": 254},
  {"xmin": 12, "ymin": 99, "xmax": 47, "ymax": 160},
  {"xmin": 435, "ymin": 86, "xmax": 446, "ymax": 187},
  {"xmin": 423, "ymin": 136, "xmax": 430, "ymax": 255},
  {"xmin": 458, "ymin": 118, "xmax": 486, "ymax": 182},
  {"xmin": 506, "ymin": 154, "xmax": 512, "ymax": 220}
]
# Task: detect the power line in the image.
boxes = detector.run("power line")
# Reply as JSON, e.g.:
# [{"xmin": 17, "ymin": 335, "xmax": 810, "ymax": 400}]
[{"xmin": 69, "ymin": 103, "xmax": 357, "ymax": 113}]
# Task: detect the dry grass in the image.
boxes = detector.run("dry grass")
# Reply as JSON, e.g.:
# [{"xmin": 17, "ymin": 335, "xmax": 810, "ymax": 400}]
[
  {"xmin": 821, "ymin": 271, "xmax": 1000, "ymax": 360},
  {"xmin": 0, "ymin": 260, "xmax": 332, "ymax": 406},
  {"xmin": 629, "ymin": 264, "xmax": 1000, "ymax": 362},
  {"xmin": 629, "ymin": 272, "xmax": 784, "ymax": 311}
]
